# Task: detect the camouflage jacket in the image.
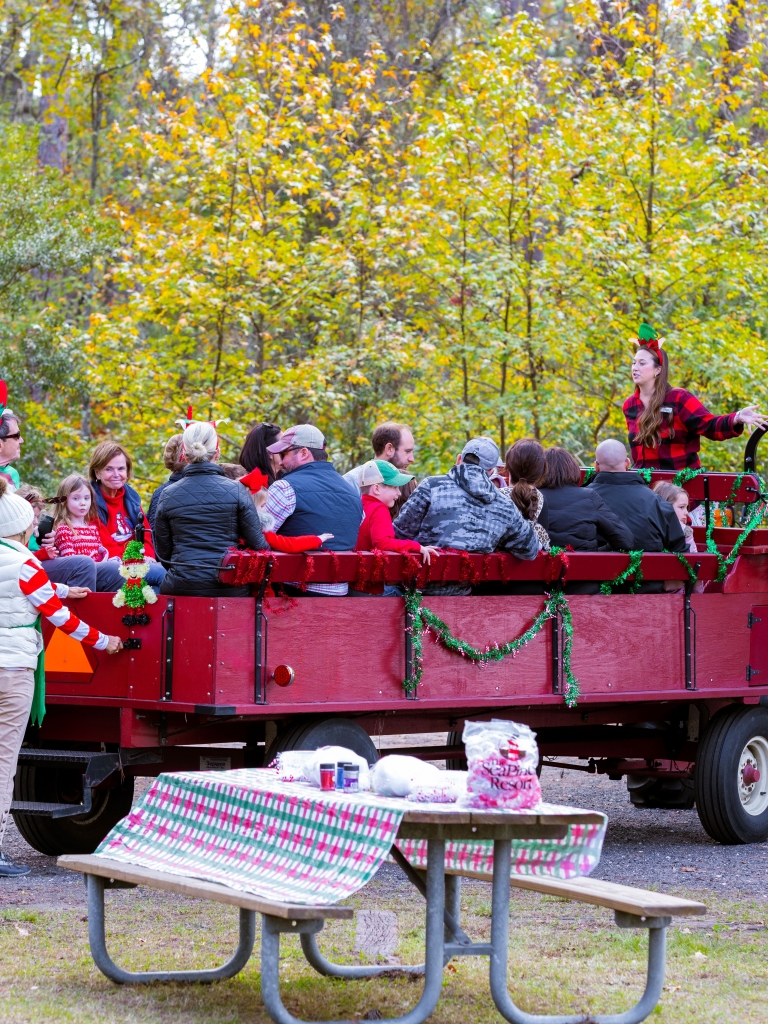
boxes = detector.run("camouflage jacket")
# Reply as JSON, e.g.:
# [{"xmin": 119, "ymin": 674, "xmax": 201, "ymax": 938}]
[{"xmin": 393, "ymin": 464, "xmax": 540, "ymax": 559}]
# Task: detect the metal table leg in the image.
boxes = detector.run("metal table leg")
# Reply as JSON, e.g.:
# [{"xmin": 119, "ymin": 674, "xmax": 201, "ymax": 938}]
[
  {"xmin": 488, "ymin": 840, "xmax": 670, "ymax": 1024},
  {"xmin": 86, "ymin": 874, "xmax": 256, "ymax": 984},
  {"xmin": 299, "ymin": 930, "xmax": 425, "ymax": 978},
  {"xmin": 261, "ymin": 839, "xmax": 448, "ymax": 1024}
]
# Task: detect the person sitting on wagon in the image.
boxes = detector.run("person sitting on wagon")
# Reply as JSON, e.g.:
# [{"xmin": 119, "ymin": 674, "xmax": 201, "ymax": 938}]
[
  {"xmin": 540, "ymin": 447, "xmax": 633, "ymax": 594},
  {"xmin": 343, "ymin": 422, "xmax": 416, "ymax": 493},
  {"xmin": 351, "ymin": 460, "xmax": 438, "ymax": 596},
  {"xmin": 589, "ymin": 439, "xmax": 687, "ymax": 593},
  {"xmin": 541, "ymin": 447, "xmax": 632, "ymax": 553},
  {"xmin": 154, "ymin": 421, "xmax": 270, "ymax": 596},
  {"xmin": 393, "ymin": 437, "xmax": 540, "ymax": 596},
  {"xmin": 264, "ymin": 425, "xmax": 363, "ymax": 597},
  {"xmin": 1, "ymin": 391, "xmax": 98, "ymax": 591},
  {"xmin": 653, "ymin": 480, "xmax": 705, "ymax": 593},
  {"xmin": 239, "ymin": 468, "xmax": 334, "ymax": 553},
  {"xmin": 0, "ymin": 478, "xmax": 122, "ymax": 877},
  {"xmin": 499, "ymin": 439, "xmax": 550, "ymax": 551},
  {"xmin": 239, "ymin": 422, "xmax": 282, "ymax": 485},
  {"xmin": 85, "ymin": 441, "xmax": 166, "ymax": 593},
  {"xmin": 147, "ymin": 434, "xmax": 184, "ymax": 529},
  {"xmin": 624, "ymin": 322, "xmax": 767, "ymax": 470}
]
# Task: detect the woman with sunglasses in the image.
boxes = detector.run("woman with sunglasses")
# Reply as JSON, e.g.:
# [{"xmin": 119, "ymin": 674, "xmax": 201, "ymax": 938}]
[{"xmin": 0, "ymin": 399, "xmax": 22, "ymax": 491}]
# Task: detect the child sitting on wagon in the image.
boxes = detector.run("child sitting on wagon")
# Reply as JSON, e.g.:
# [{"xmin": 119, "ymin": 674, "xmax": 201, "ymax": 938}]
[
  {"xmin": 352, "ymin": 460, "xmax": 438, "ymax": 596},
  {"xmin": 652, "ymin": 480, "xmax": 704, "ymax": 593},
  {"xmin": 239, "ymin": 468, "xmax": 334, "ymax": 553},
  {"xmin": 52, "ymin": 475, "xmax": 107, "ymax": 563}
]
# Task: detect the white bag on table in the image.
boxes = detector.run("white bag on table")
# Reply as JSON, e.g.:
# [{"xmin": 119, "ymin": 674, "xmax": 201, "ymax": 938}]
[{"xmin": 462, "ymin": 719, "xmax": 542, "ymax": 810}]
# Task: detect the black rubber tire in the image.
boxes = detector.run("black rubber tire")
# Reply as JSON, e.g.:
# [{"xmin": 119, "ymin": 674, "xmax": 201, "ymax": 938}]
[
  {"xmin": 446, "ymin": 729, "xmax": 465, "ymax": 771},
  {"xmin": 695, "ymin": 704, "xmax": 768, "ymax": 844},
  {"xmin": 264, "ymin": 718, "xmax": 379, "ymax": 767},
  {"xmin": 12, "ymin": 763, "xmax": 134, "ymax": 857},
  {"xmin": 626, "ymin": 775, "xmax": 695, "ymax": 809}
]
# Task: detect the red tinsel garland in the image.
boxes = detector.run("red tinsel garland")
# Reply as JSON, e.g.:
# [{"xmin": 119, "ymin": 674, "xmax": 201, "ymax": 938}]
[
  {"xmin": 352, "ymin": 549, "xmax": 391, "ymax": 590},
  {"xmin": 498, "ymin": 553, "xmax": 516, "ymax": 582},
  {"xmin": 545, "ymin": 546, "xmax": 572, "ymax": 586},
  {"xmin": 264, "ymin": 595, "xmax": 299, "ymax": 615},
  {"xmin": 297, "ymin": 554, "xmax": 315, "ymax": 591},
  {"xmin": 228, "ymin": 549, "xmax": 275, "ymax": 587},
  {"xmin": 327, "ymin": 551, "xmax": 341, "ymax": 584}
]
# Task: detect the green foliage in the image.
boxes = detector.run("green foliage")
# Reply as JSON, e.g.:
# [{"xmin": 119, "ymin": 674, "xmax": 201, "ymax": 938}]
[{"xmin": 1, "ymin": 0, "xmax": 768, "ymax": 495}]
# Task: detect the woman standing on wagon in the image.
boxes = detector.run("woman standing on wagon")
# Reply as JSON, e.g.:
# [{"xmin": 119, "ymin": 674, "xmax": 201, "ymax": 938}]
[{"xmin": 624, "ymin": 322, "xmax": 768, "ymax": 471}]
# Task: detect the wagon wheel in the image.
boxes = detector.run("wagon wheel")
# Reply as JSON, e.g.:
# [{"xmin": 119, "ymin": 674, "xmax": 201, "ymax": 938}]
[
  {"xmin": 264, "ymin": 717, "xmax": 379, "ymax": 768},
  {"xmin": 695, "ymin": 704, "xmax": 768, "ymax": 844}
]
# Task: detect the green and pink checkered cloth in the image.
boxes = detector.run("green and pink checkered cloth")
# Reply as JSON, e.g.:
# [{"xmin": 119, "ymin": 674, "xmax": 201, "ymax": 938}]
[{"xmin": 96, "ymin": 769, "xmax": 605, "ymax": 906}]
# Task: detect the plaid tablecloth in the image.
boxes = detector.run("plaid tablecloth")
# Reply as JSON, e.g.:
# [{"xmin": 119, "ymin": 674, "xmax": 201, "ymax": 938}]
[
  {"xmin": 398, "ymin": 803, "xmax": 606, "ymax": 880},
  {"xmin": 96, "ymin": 769, "xmax": 606, "ymax": 906}
]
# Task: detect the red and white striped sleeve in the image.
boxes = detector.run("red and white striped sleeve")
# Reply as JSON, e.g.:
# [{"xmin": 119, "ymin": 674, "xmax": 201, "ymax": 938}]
[{"xmin": 18, "ymin": 559, "xmax": 108, "ymax": 650}]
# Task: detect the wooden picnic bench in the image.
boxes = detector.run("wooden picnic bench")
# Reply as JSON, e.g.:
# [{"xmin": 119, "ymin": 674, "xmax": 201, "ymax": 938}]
[{"xmin": 59, "ymin": 800, "xmax": 705, "ymax": 1024}]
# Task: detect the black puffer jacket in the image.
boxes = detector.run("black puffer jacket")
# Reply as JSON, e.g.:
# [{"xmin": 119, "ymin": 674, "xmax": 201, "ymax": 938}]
[
  {"xmin": 589, "ymin": 473, "xmax": 687, "ymax": 553},
  {"xmin": 539, "ymin": 485, "xmax": 633, "ymax": 552},
  {"xmin": 154, "ymin": 462, "xmax": 268, "ymax": 596}
]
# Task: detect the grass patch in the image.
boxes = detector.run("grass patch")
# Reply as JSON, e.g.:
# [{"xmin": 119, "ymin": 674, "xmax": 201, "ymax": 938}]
[{"xmin": 0, "ymin": 883, "xmax": 766, "ymax": 1023}]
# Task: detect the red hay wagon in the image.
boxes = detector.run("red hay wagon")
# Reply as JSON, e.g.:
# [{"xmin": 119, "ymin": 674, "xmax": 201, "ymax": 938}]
[{"xmin": 12, "ymin": 447, "xmax": 768, "ymax": 855}]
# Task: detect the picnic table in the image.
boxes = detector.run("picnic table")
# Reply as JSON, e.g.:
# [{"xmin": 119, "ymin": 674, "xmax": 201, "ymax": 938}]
[{"xmin": 59, "ymin": 769, "xmax": 705, "ymax": 1024}]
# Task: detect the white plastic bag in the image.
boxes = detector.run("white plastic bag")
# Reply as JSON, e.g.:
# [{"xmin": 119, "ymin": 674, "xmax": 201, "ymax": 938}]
[
  {"xmin": 462, "ymin": 719, "xmax": 541, "ymax": 810},
  {"xmin": 272, "ymin": 750, "xmax": 313, "ymax": 783},
  {"xmin": 370, "ymin": 755, "xmax": 441, "ymax": 797},
  {"xmin": 270, "ymin": 746, "xmax": 371, "ymax": 789},
  {"xmin": 406, "ymin": 770, "xmax": 467, "ymax": 804}
]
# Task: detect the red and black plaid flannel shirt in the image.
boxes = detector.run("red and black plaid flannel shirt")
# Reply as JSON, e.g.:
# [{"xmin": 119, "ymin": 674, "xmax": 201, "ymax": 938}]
[{"xmin": 623, "ymin": 387, "xmax": 743, "ymax": 470}]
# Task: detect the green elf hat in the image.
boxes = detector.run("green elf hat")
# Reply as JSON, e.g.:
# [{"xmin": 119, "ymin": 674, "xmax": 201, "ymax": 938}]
[
  {"xmin": 122, "ymin": 540, "xmax": 145, "ymax": 562},
  {"xmin": 631, "ymin": 322, "xmax": 665, "ymax": 359}
]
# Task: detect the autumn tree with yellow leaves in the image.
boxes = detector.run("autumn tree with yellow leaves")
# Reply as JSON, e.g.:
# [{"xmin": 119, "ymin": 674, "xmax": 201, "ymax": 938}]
[{"xmin": 1, "ymin": 0, "xmax": 767, "ymax": 492}]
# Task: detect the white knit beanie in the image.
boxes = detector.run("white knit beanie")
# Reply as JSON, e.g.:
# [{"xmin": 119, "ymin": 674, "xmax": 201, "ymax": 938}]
[{"xmin": 0, "ymin": 476, "xmax": 34, "ymax": 538}]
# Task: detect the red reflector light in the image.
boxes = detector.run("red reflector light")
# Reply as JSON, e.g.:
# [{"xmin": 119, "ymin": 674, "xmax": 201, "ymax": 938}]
[{"xmin": 273, "ymin": 664, "xmax": 295, "ymax": 687}]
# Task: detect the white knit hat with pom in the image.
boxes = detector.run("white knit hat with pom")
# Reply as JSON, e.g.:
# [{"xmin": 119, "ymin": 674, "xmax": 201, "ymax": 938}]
[{"xmin": 0, "ymin": 476, "xmax": 34, "ymax": 538}]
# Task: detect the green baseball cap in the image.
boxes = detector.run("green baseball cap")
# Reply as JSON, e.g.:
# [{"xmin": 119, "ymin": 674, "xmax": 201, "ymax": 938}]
[{"xmin": 359, "ymin": 459, "xmax": 414, "ymax": 487}]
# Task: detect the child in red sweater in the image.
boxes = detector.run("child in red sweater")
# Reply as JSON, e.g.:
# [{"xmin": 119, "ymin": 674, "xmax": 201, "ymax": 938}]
[
  {"xmin": 239, "ymin": 469, "xmax": 333, "ymax": 553},
  {"xmin": 353, "ymin": 460, "xmax": 437, "ymax": 595},
  {"xmin": 53, "ymin": 475, "xmax": 107, "ymax": 562}
]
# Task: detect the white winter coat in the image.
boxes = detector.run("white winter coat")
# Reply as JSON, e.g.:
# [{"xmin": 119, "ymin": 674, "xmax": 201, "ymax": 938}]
[{"xmin": 0, "ymin": 538, "xmax": 43, "ymax": 670}]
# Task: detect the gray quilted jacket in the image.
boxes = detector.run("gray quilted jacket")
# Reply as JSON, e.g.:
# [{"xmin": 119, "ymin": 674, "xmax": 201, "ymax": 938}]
[{"xmin": 393, "ymin": 464, "xmax": 540, "ymax": 559}]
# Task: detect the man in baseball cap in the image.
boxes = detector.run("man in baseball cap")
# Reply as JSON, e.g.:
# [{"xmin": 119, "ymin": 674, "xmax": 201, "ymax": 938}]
[
  {"xmin": 263, "ymin": 424, "xmax": 363, "ymax": 596},
  {"xmin": 392, "ymin": 435, "xmax": 540, "ymax": 595},
  {"xmin": 266, "ymin": 424, "xmax": 326, "ymax": 457}
]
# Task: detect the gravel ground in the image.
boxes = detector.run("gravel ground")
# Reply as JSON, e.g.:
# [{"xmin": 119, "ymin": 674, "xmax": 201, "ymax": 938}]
[{"xmin": 1, "ymin": 744, "xmax": 767, "ymax": 909}]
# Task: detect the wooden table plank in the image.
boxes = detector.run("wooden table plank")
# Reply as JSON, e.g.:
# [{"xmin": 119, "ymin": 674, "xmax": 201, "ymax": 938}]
[
  {"xmin": 441, "ymin": 870, "xmax": 706, "ymax": 918},
  {"xmin": 57, "ymin": 855, "xmax": 353, "ymax": 920}
]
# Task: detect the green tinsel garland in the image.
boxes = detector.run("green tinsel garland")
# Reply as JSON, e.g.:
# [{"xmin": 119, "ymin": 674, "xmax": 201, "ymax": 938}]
[
  {"xmin": 670, "ymin": 551, "xmax": 699, "ymax": 585},
  {"xmin": 599, "ymin": 550, "xmax": 644, "ymax": 594},
  {"xmin": 672, "ymin": 467, "xmax": 705, "ymax": 487},
  {"xmin": 670, "ymin": 468, "xmax": 768, "ymax": 582},
  {"xmin": 404, "ymin": 588, "xmax": 581, "ymax": 707},
  {"xmin": 635, "ymin": 468, "xmax": 653, "ymax": 485}
]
